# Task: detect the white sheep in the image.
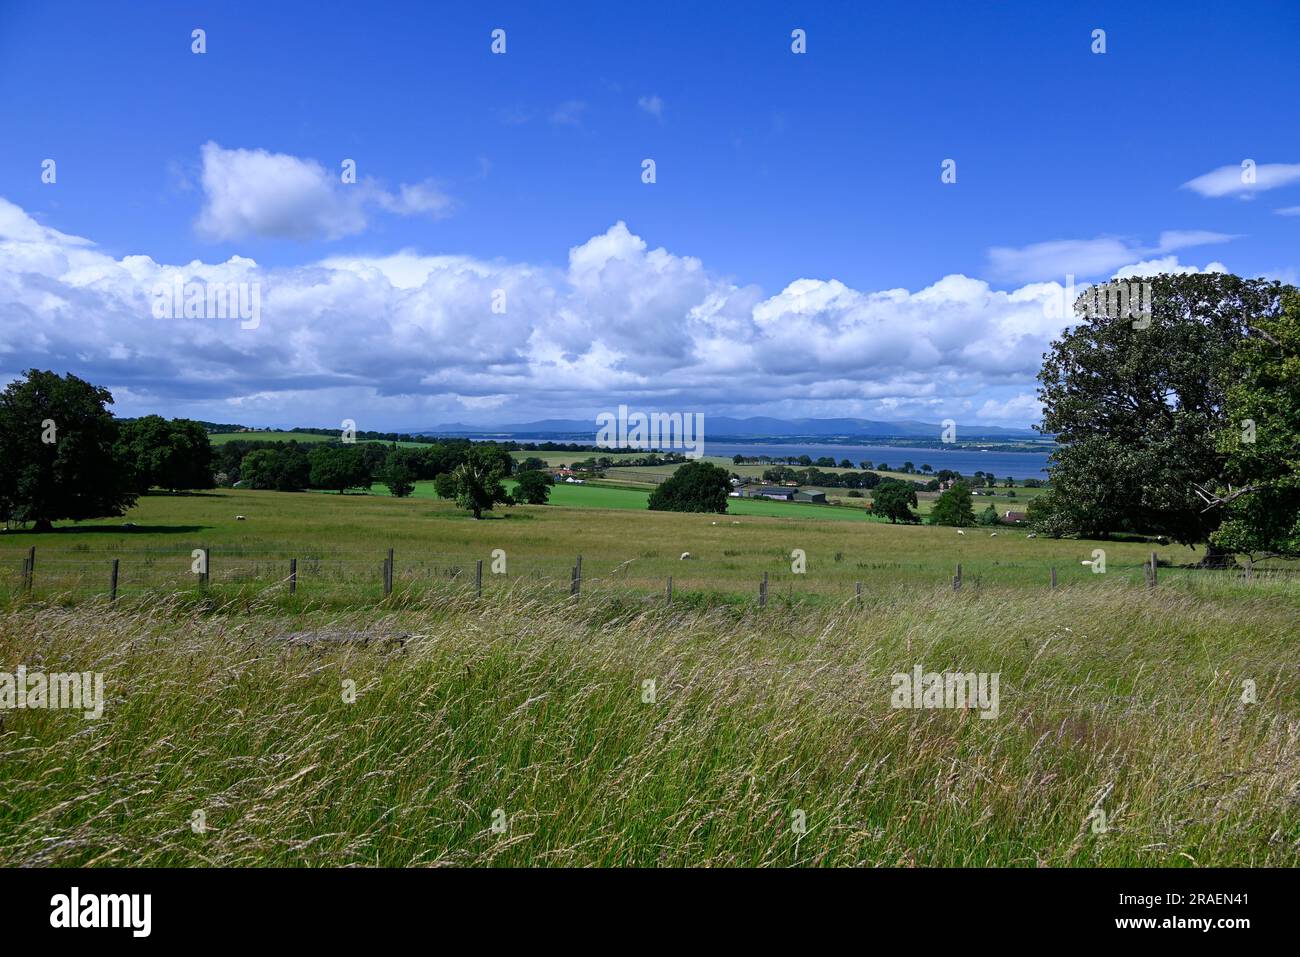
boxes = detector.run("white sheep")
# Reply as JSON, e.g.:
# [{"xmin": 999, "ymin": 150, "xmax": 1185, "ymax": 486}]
[
  {"xmin": 989, "ymin": 532, "xmax": 997, "ymax": 537},
  {"xmin": 235, "ymin": 515, "xmax": 246, "ymax": 521},
  {"xmin": 956, "ymin": 529, "xmax": 965, "ymax": 535},
  {"xmin": 1027, "ymin": 533, "xmax": 1037, "ymax": 539},
  {"xmin": 679, "ymin": 551, "xmax": 691, "ymax": 561}
]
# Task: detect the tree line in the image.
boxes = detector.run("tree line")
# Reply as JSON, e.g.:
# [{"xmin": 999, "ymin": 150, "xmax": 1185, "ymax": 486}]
[{"xmin": 0, "ymin": 371, "xmax": 556, "ymax": 529}]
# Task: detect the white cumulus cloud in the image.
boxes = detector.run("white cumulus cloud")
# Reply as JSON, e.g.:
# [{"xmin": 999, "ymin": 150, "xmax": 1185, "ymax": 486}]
[{"xmin": 195, "ymin": 142, "xmax": 452, "ymax": 242}]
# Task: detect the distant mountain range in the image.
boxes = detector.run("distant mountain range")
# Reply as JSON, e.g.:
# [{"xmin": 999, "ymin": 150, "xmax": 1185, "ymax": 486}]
[{"xmin": 421, "ymin": 416, "xmax": 1042, "ymax": 440}]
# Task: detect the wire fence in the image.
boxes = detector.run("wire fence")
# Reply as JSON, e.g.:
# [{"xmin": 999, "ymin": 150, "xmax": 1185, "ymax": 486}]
[{"xmin": 2, "ymin": 543, "xmax": 1295, "ymax": 607}]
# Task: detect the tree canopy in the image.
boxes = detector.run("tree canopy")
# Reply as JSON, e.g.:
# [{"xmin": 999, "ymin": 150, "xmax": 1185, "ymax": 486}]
[
  {"xmin": 871, "ymin": 479, "xmax": 919, "ymax": 524},
  {"xmin": 647, "ymin": 460, "xmax": 730, "ymax": 513},
  {"xmin": 450, "ymin": 446, "xmax": 512, "ymax": 518},
  {"xmin": 928, "ymin": 482, "xmax": 976, "ymax": 526},
  {"xmin": 1210, "ymin": 289, "xmax": 1300, "ymax": 559},
  {"xmin": 0, "ymin": 370, "xmax": 137, "ymax": 530},
  {"xmin": 308, "ymin": 445, "xmax": 372, "ymax": 493},
  {"xmin": 118, "ymin": 415, "xmax": 216, "ymax": 493},
  {"xmin": 1034, "ymin": 273, "xmax": 1290, "ymax": 560},
  {"xmin": 513, "ymin": 469, "xmax": 553, "ymax": 505}
]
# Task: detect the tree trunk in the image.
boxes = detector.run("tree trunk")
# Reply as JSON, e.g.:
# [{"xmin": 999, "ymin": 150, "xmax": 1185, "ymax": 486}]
[
  {"xmin": 1198, "ymin": 541, "xmax": 1234, "ymax": 568},
  {"xmin": 32, "ymin": 519, "xmax": 53, "ymax": 532}
]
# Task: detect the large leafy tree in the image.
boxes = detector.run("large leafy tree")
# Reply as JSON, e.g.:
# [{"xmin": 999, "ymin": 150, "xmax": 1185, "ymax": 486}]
[
  {"xmin": 1035, "ymin": 273, "xmax": 1290, "ymax": 562},
  {"xmin": 647, "ymin": 461, "xmax": 730, "ymax": 513},
  {"xmin": 239, "ymin": 447, "xmax": 311, "ymax": 491},
  {"xmin": 1210, "ymin": 289, "xmax": 1300, "ymax": 559},
  {"xmin": 118, "ymin": 415, "xmax": 216, "ymax": 493},
  {"xmin": 377, "ymin": 461, "xmax": 416, "ymax": 498},
  {"xmin": 308, "ymin": 445, "xmax": 372, "ymax": 493},
  {"xmin": 513, "ymin": 469, "xmax": 553, "ymax": 505},
  {"xmin": 0, "ymin": 370, "xmax": 137, "ymax": 530},
  {"xmin": 928, "ymin": 482, "xmax": 976, "ymax": 526},
  {"xmin": 870, "ymin": 479, "xmax": 919, "ymax": 524},
  {"xmin": 450, "ymin": 446, "xmax": 512, "ymax": 519}
]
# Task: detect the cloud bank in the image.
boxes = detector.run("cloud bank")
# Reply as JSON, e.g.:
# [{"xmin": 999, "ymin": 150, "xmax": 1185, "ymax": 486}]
[{"xmin": 0, "ymin": 197, "xmax": 1235, "ymax": 429}]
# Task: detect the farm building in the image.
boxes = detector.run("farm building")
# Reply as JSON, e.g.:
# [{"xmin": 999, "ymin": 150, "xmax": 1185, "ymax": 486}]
[
  {"xmin": 1003, "ymin": 510, "xmax": 1027, "ymax": 523},
  {"xmin": 742, "ymin": 486, "xmax": 825, "ymax": 502},
  {"xmin": 747, "ymin": 486, "xmax": 796, "ymax": 501}
]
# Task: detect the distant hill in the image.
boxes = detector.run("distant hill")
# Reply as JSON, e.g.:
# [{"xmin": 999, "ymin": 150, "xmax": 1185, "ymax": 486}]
[{"xmin": 421, "ymin": 416, "xmax": 1042, "ymax": 440}]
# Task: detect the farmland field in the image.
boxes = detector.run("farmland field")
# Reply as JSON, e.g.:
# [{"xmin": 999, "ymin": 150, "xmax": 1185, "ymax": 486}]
[
  {"xmin": 0, "ymin": 487, "xmax": 1296, "ymax": 867},
  {"xmin": 3, "ymin": 487, "xmax": 1287, "ymax": 604}
]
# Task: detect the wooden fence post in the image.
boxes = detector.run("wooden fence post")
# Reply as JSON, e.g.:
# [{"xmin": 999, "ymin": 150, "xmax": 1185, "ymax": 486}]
[
  {"xmin": 953, "ymin": 563, "xmax": 962, "ymax": 592},
  {"xmin": 289, "ymin": 558, "xmax": 297, "ymax": 595},
  {"xmin": 666, "ymin": 576, "xmax": 673, "ymax": 604},
  {"xmin": 110, "ymin": 559, "xmax": 119, "ymax": 602},
  {"xmin": 475, "ymin": 559, "xmax": 483, "ymax": 598},
  {"xmin": 1149, "ymin": 551, "xmax": 1158, "ymax": 588},
  {"xmin": 1050, "ymin": 567, "xmax": 1057, "ymax": 589},
  {"xmin": 384, "ymin": 548, "xmax": 393, "ymax": 597},
  {"xmin": 570, "ymin": 565, "xmax": 580, "ymax": 597},
  {"xmin": 855, "ymin": 580, "xmax": 862, "ymax": 603},
  {"xmin": 760, "ymin": 571, "xmax": 768, "ymax": 608}
]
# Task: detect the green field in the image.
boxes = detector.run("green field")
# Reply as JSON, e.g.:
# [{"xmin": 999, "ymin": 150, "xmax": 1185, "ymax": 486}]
[
  {"xmin": 1, "ymin": 566, "xmax": 1296, "ymax": 867},
  {"xmin": 2, "ymin": 488, "xmax": 1296, "ymax": 867},
  {"xmin": 1, "ymin": 486, "xmax": 1290, "ymax": 604}
]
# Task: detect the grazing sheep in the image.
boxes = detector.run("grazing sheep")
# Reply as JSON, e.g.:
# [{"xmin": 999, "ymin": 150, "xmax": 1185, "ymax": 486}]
[
  {"xmin": 956, "ymin": 529, "xmax": 965, "ymax": 536},
  {"xmin": 1027, "ymin": 533, "xmax": 1037, "ymax": 539},
  {"xmin": 235, "ymin": 515, "xmax": 246, "ymax": 521},
  {"xmin": 679, "ymin": 551, "xmax": 691, "ymax": 561},
  {"xmin": 1081, "ymin": 560, "xmax": 1094, "ymax": 566},
  {"xmin": 989, "ymin": 532, "xmax": 997, "ymax": 537}
]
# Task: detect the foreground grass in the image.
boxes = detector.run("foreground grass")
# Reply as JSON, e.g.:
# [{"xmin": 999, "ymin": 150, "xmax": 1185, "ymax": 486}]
[{"xmin": 1, "ymin": 585, "xmax": 1296, "ymax": 866}]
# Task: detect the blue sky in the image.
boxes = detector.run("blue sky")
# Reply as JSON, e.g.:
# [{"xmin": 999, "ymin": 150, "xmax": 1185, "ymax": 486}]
[{"xmin": 1, "ymin": 0, "xmax": 1298, "ymax": 431}]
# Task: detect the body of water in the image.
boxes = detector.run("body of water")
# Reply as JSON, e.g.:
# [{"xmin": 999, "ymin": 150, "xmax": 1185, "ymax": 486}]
[
  {"xmin": 700, "ymin": 442, "xmax": 1052, "ymax": 480},
  {"xmin": 489, "ymin": 434, "xmax": 1054, "ymax": 480}
]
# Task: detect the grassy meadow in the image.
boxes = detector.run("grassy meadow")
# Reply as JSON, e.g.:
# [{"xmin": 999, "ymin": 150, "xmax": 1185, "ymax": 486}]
[
  {"xmin": 0, "ymin": 486, "xmax": 1278, "ymax": 604},
  {"xmin": 2, "ymin": 487, "xmax": 1297, "ymax": 867},
  {"xmin": 0, "ymin": 584, "xmax": 1296, "ymax": 866}
]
